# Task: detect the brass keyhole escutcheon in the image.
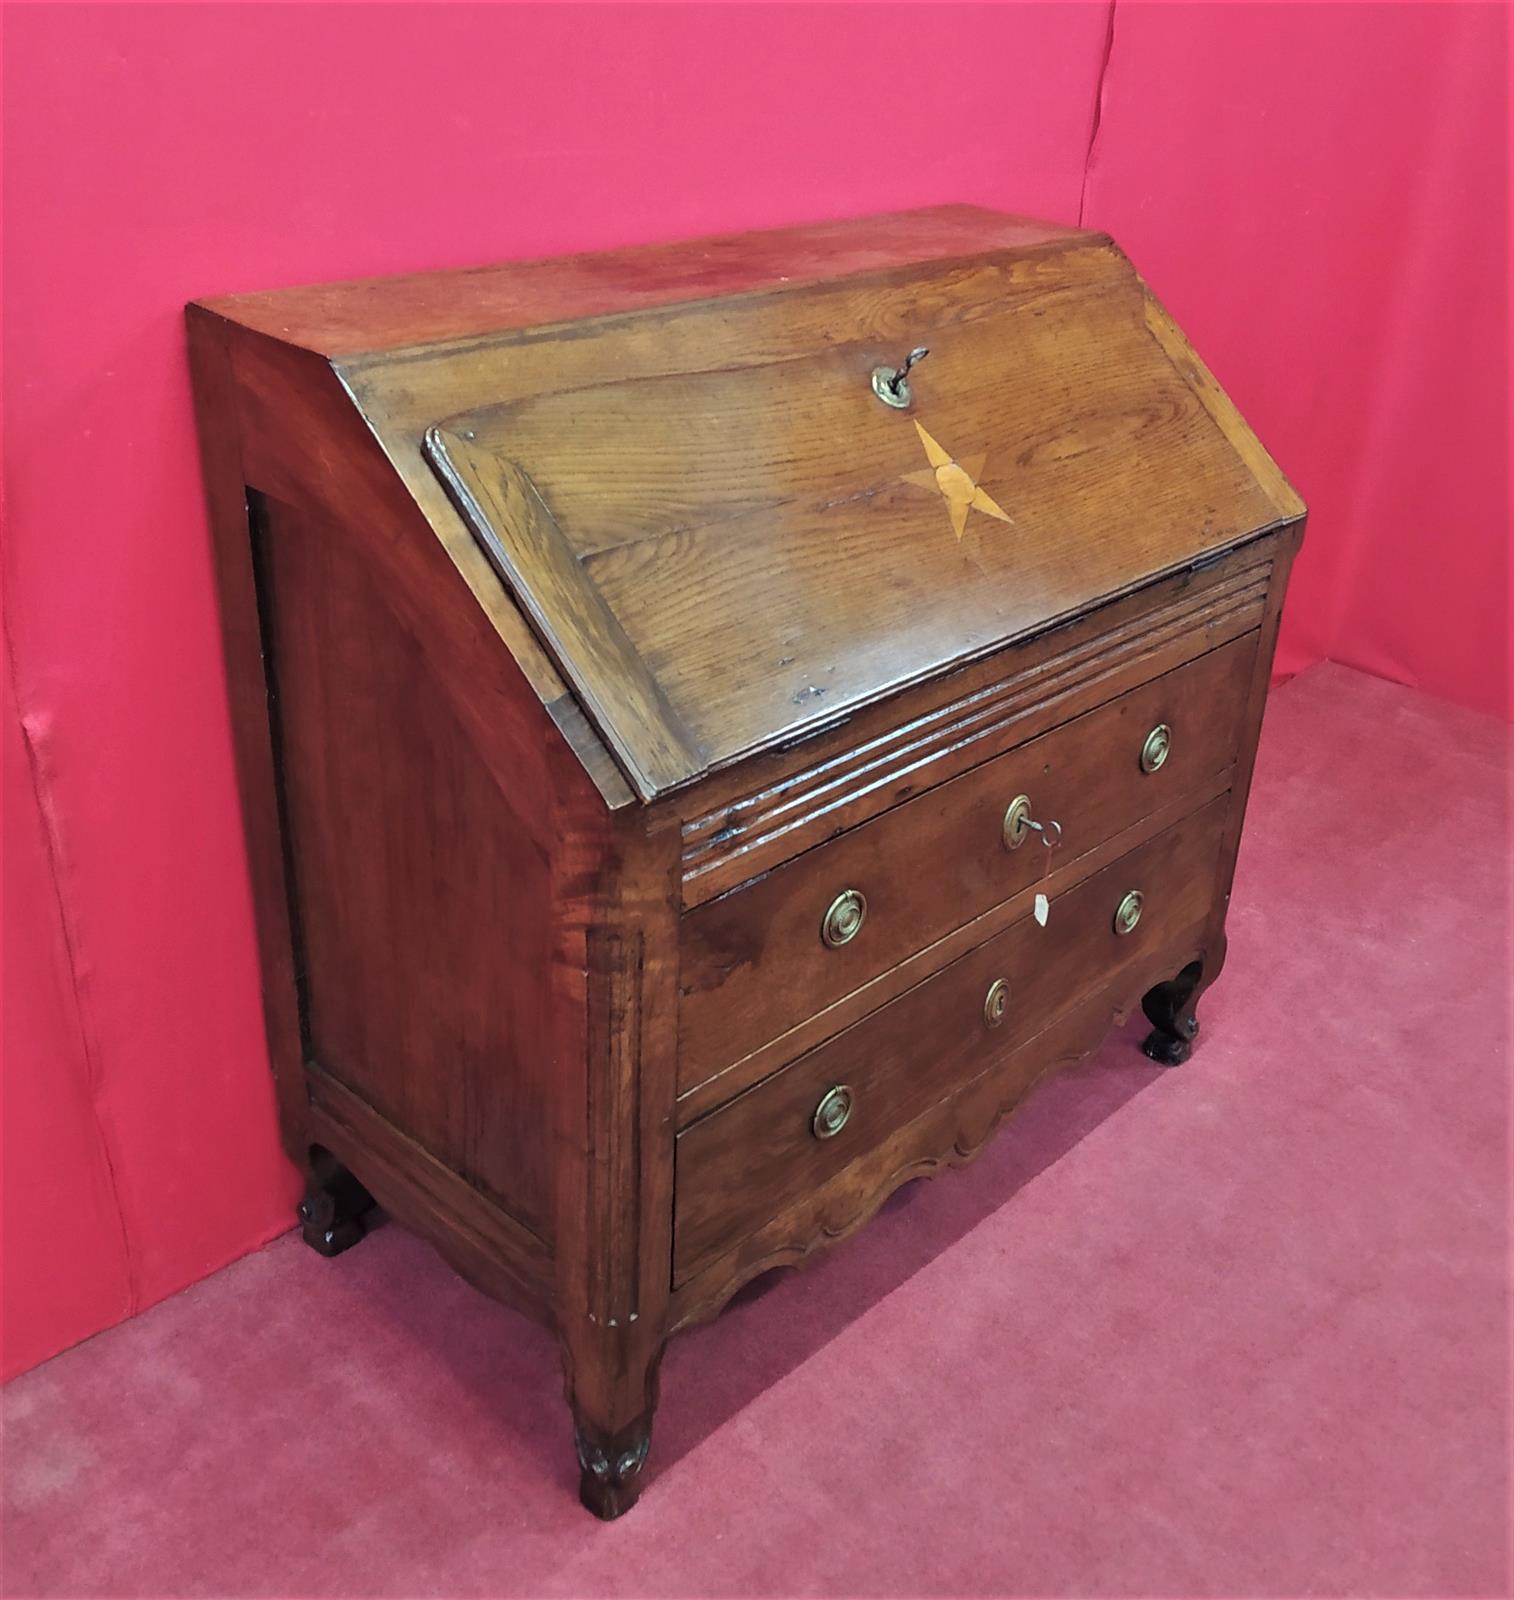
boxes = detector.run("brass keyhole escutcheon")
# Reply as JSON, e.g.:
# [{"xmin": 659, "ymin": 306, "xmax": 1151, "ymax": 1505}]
[
  {"xmin": 871, "ymin": 345, "xmax": 930, "ymax": 409},
  {"xmin": 1114, "ymin": 889, "xmax": 1144, "ymax": 936},
  {"xmin": 983, "ymin": 977, "xmax": 1010, "ymax": 1029},
  {"xmin": 1140, "ymin": 723, "xmax": 1172, "ymax": 774},
  {"xmin": 821, "ymin": 888, "xmax": 867, "ymax": 948},
  {"xmin": 812, "ymin": 1084, "xmax": 854, "ymax": 1140},
  {"xmin": 1002, "ymin": 794, "xmax": 1034, "ymax": 851}
]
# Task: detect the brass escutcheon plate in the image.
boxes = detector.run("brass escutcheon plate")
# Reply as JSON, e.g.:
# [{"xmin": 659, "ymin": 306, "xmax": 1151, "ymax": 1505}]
[
  {"xmin": 871, "ymin": 346, "xmax": 928, "ymax": 409},
  {"xmin": 871, "ymin": 365, "xmax": 913, "ymax": 408},
  {"xmin": 983, "ymin": 977, "xmax": 1010, "ymax": 1028},
  {"xmin": 1002, "ymin": 794, "xmax": 1033, "ymax": 850}
]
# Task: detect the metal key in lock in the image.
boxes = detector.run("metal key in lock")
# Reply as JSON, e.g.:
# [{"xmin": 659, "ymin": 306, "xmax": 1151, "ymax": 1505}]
[
  {"xmin": 1002, "ymin": 795, "xmax": 1063, "ymax": 853},
  {"xmin": 1029, "ymin": 816, "xmax": 1062, "ymax": 926},
  {"xmin": 871, "ymin": 346, "xmax": 930, "ymax": 408},
  {"xmin": 1018, "ymin": 816, "xmax": 1063, "ymax": 847},
  {"xmin": 1007, "ymin": 806, "xmax": 1063, "ymax": 927}
]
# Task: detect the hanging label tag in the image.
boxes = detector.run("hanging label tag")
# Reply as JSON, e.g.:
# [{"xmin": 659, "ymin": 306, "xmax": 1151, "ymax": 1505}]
[{"xmin": 1031, "ymin": 817, "xmax": 1061, "ymax": 930}]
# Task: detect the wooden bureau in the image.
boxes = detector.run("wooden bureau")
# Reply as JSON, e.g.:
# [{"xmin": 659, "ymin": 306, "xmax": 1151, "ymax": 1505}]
[{"xmin": 187, "ymin": 206, "xmax": 1304, "ymax": 1518}]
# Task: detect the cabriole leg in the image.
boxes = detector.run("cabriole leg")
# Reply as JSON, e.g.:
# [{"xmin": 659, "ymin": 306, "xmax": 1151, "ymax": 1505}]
[
  {"xmin": 298, "ymin": 1146, "xmax": 375, "ymax": 1257},
  {"xmin": 561, "ymin": 1329, "xmax": 664, "ymax": 1520},
  {"xmin": 1140, "ymin": 957, "xmax": 1207, "ymax": 1066},
  {"xmin": 572, "ymin": 1408, "xmax": 655, "ymax": 1520}
]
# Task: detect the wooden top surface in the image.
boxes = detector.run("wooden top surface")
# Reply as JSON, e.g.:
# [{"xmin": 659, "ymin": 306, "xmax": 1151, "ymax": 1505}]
[
  {"xmin": 203, "ymin": 209, "xmax": 1304, "ymax": 804},
  {"xmin": 198, "ymin": 206, "xmax": 1088, "ymax": 358}
]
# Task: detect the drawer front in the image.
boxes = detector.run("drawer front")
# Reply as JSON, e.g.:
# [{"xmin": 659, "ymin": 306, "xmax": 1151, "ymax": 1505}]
[
  {"xmin": 673, "ymin": 793, "xmax": 1230, "ymax": 1284},
  {"xmin": 678, "ymin": 633, "xmax": 1256, "ymax": 1092},
  {"xmin": 681, "ymin": 548, "xmax": 1275, "ymax": 909}
]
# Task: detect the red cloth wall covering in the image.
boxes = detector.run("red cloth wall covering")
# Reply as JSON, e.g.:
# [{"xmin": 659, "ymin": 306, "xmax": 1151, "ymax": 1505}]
[{"xmin": 3, "ymin": 2, "xmax": 1507, "ymax": 1380}]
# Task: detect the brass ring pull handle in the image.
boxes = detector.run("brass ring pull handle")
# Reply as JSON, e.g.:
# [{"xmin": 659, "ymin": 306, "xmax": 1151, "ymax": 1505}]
[
  {"xmin": 812, "ymin": 1084, "xmax": 854, "ymax": 1140},
  {"xmin": 1140, "ymin": 723, "xmax": 1172, "ymax": 774},
  {"xmin": 983, "ymin": 977, "xmax": 1010, "ymax": 1029},
  {"xmin": 1114, "ymin": 889, "xmax": 1144, "ymax": 936},
  {"xmin": 821, "ymin": 888, "xmax": 867, "ymax": 948},
  {"xmin": 871, "ymin": 346, "xmax": 930, "ymax": 409}
]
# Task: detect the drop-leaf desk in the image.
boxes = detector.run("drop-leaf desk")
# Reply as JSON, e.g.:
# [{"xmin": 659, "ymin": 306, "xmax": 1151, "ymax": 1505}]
[{"xmin": 188, "ymin": 207, "xmax": 1304, "ymax": 1517}]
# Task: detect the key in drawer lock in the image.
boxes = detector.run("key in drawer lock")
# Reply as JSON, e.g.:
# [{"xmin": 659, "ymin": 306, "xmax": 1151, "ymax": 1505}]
[
  {"xmin": 1003, "ymin": 795, "xmax": 1063, "ymax": 853},
  {"xmin": 983, "ymin": 977, "xmax": 1010, "ymax": 1029},
  {"xmin": 1114, "ymin": 890, "xmax": 1145, "ymax": 936},
  {"xmin": 1140, "ymin": 723, "xmax": 1172, "ymax": 774},
  {"xmin": 821, "ymin": 889, "xmax": 867, "ymax": 948},
  {"xmin": 1002, "ymin": 794, "xmax": 1034, "ymax": 849},
  {"xmin": 812, "ymin": 1085, "xmax": 855, "ymax": 1140}
]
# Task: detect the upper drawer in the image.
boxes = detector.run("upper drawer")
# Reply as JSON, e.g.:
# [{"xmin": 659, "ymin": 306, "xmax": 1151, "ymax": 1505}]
[
  {"xmin": 679, "ymin": 548, "xmax": 1274, "ymax": 908},
  {"xmin": 678, "ymin": 632, "xmax": 1257, "ymax": 1093}
]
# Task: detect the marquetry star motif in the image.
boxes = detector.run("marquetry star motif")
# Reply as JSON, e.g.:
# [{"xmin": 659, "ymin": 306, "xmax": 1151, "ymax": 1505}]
[{"xmin": 901, "ymin": 421, "xmax": 1014, "ymax": 541}]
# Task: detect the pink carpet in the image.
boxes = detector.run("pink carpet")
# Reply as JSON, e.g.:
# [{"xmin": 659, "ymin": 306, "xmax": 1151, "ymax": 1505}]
[{"xmin": 4, "ymin": 662, "xmax": 1508, "ymax": 1597}]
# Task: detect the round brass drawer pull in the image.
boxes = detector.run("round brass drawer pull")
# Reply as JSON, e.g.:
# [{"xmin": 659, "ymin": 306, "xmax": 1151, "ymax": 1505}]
[
  {"xmin": 1002, "ymin": 794, "xmax": 1034, "ymax": 850},
  {"xmin": 983, "ymin": 977, "xmax": 1010, "ymax": 1029},
  {"xmin": 812, "ymin": 1084, "xmax": 854, "ymax": 1140},
  {"xmin": 1140, "ymin": 723, "xmax": 1171, "ymax": 774},
  {"xmin": 1114, "ymin": 889, "xmax": 1144, "ymax": 936},
  {"xmin": 821, "ymin": 888, "xmax": 867, "ymax": 948}
]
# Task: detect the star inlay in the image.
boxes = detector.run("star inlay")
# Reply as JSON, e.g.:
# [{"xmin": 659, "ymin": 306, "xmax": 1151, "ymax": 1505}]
[{"xmin": 901, "ymin": 421, "xmax": 1013, "ymax": 540}]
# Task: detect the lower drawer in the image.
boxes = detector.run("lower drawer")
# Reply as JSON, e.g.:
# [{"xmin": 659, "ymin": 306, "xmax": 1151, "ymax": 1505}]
[{"xmin": 672, "ymin": 792, "xmax": 1230, "ymax": 1285}]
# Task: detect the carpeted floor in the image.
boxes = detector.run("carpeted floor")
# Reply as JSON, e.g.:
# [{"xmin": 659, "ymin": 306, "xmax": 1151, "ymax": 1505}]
[{"xmin": 3, "ymin": 662, "xmax": 1508, "ymax": 1598}]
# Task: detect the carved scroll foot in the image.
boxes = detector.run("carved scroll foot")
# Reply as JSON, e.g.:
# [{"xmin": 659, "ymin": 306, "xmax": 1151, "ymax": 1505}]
[
  {"xmin": 561, "ymin": 1327, "xmax": 664, "ymax": 1520},
  {"xmin": 298, "ymin": 1149, "xmax": 375, "ymax": 1257},
  {"xmin": 573, "ymin": 1412, "xmax": 653, "ymax": 1520},
  {"xmin": 1140, "ymin": 957, "xmax": 1206, "ymax": 1066}
]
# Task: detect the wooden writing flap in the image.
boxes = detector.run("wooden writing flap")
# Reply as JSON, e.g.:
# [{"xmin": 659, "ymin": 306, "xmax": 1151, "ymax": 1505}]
[{"xmin": 424, "ymin": 244, "xmax": 1287, "ymax": 801}]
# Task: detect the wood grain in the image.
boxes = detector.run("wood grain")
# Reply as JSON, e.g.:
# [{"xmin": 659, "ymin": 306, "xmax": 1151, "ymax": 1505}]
[
  {"xmin": 184, "ymin": 315, "xmax": 309, "ymax": 1158},
  {"xmin": 200, "ymin": 205, "xmax": 1098, "ymax": 357},
  {"xmin": 1142, "ymin": 286, "xmax": 1306, "ymax": 523},
  {"xmin": 678, "ymin": 545, "xmax": 1272, "ymax": 904},
  {"xmin": 673, "ymin": 793, "xmax": 1231, "ymax": 1284},
  {"xmin": 673, "ymin": 768, "xmax": 1233, "ymax": 1126},
  {"xmin": 307, "ymin": 1063, "xmax": 553, "ymax": 1321},
  {"xmin": 548, "ymin": 794, "xmax": 681, "ymax": 1518},
  {"xmin": 258, "ymin": 494, "xmax": 560, "ymax": 1241},
  {"xmin": 427, "ymin": 428, "xmax": 702, "ymax": 800},
  {"xmin": 424, "ymin": 249, "xmax": 1282, "ymax": 794},
  {"xmin": 668, "ymin": 937, "xmax": 1209, "ymax": 1334},
  {"xmin": 678, "ymin": 633, "xmax": 1257, "ymax": 1089},
  {"xmin": 188, "ymin": 206, "xmax": 1305, "ymax": 1519}
]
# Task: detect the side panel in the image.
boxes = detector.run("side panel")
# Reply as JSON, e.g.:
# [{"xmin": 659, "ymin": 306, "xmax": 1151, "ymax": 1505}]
[
  {"xmin": 186, "ymin": 310, "xmax": 308, "ymax": 1156},
  {"xmin": 257, "ymin": 494, "xmax": 558, "ymax": 1245}
]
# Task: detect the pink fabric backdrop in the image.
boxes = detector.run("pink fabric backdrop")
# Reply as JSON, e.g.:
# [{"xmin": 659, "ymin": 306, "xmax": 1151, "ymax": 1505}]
[
  {"xmin": 1085, "ymin": 2, "xmax": 1509, "ymax": 712},
  {"xmin": 3, "ymin": 2, "xmax": 1507, "ymax": 1380}
]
